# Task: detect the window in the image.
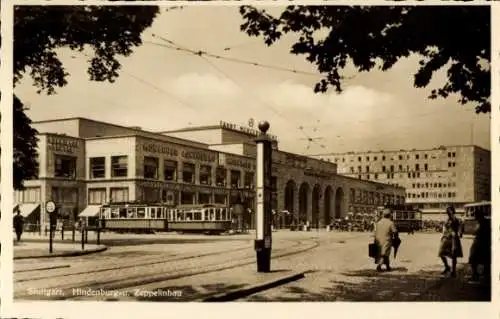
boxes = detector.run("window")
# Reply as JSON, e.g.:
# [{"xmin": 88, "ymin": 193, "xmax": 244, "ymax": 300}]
[
  {"xmin": 358, "ymin": 156, "xmax": 361, "ymax": 162},
  {"xmin": 14, "ymin": 187, "xmax": 41, "ymax": 203},
  {"xmin": 199, "ymin": 193, "xmax": 211, "ymax": 204},
  {"xmin": 53, "ymin": 187, "xmax": 78, "ymax": 204},
  {"xmin": 350, "ymin": 167, "xmax": 354, "ymax": 173},
  {"xmin": 366, "ymin": 174, "xmax": 370, "ymax": 180},
  {"xmin": 398, "ymin": 164, "xmax": 403, "ymax": 171},
  {"xmin": 452, "ymin": 152, "xmax": 456, "ymax": 157},
  {"xmin": 110, "ymin": 188, "xmax": 129, "ymax": 203},
  {"xmin": 415, "ymin": 164, "xmax": 420, "ymax": 171},
  {"xmin": 390, "ymin": 165, "xmax": 394, "ymax": 172},
  {"xmin": 214, "ymin": 194, "xmax": 227, "ymax": 204},
  {"xmin": 144, "ymin": 157, "xmax": 159, "ymax": 179},
  {"xmin": 143, "ymin": 187, "xmax": 160, "ymax": 203},
  {"xmin": 54, "ymin": 155, "xmax": 77, "ymax": 179},
  {"xmin": 164, "ymin": 160, "xmax": 177, "ymax": 181},
  {"xmin": 181, "ymin": 192, "xmax": 195, "ymax": 205},
  {"xmin": 366, "ymin": 156, "xmax": 370, "ymax": 161},
  {"xmin": 374, "ymin": 174, "xmax": 378, "ymax": 180},
  {"xmin": 374, "ymin": 156, "xmax": 378, "ymax": 161},
  {"xmin": 382, "ymin": 156, "xmax": 386, "ymax": 160},
  {"xmin": 416, "ymin": 154, "xmax": 419, "ymax": 160},
  {"xmin": 216, "ymin": 167, "xmax": 227, "ymax": 186},
  {"xmin": 399, "ymin": 155, "xmax": 403, "ymax": 160},
  {"xmin": 182, "ymin": 163, "xmax": 195, "ymax": 183},
  {"xmin": 382, "ymin": 166, "xmax": 386, "ymax": 172},
  {"xmin": 200, "ymin": 165, "xmax": 212, "ymax": 185},
  {"xmin": 424, "ymin": 163, "xmax": 428, "ymax": 171},
  {"xmin": 88, "ymin": 188, "xmax": 106, "ymax": 205},
  {"xmin": 366, "ymin": 166, "xmax": 370, "ymax": 173},
  {"xmin": 230, "ymin": 170, "xmax": 241, "ymax": 188},
  {"xmin": 448, "ymin": 152, "xmax": 451, "ymax": 157},
  {"xmin": 90, "ymin": 157, "xmax": 105, "ymax": 179},
  {"xmin": 244, "ymin": 172, "xmax": 254, "ymax": 189},
  {"xmin": 111, "ymin": 156, "xmax": 128, "ymax": 177}
]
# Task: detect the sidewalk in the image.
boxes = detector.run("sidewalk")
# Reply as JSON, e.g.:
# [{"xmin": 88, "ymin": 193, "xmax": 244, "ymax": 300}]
[{"xmin": 14, "ymin": 241, "xmax": 107, "ymax": 260}]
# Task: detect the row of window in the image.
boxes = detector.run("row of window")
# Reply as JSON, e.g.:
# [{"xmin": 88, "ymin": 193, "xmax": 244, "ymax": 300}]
[
  {"xmin": 410, "ymin": 182, "xmax": 457, "ymax": 189},
  {"xmin": 348, "ymin": 188, "xmax": 403, "ymax": 206},
  {"xmin": 351, "ymin": 162, "xmax": 456, "ymax": 174},
  {"xmin": 406, "ymin": 192, "xmax": 457, "ymax": 199},
  {"xmin": 335, "ymin": 151, "xmax": 458, "ymax": 163}
]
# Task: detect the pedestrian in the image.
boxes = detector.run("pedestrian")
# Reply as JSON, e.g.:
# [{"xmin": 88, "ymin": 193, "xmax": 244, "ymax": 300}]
[
  {"xmin": 468, "ymin": 209, "xmax": 491, "ymax": 282},
  {"xmin": 374, "ymin": 208, "xmax": 398, "ymax": 272},
  {"xmin": 13, "ymin": 208, "xmax": 24, "ymax": 242},
  {"xmin": 438, "ymin": 206, "xmax": 463, "ymax": 277}
]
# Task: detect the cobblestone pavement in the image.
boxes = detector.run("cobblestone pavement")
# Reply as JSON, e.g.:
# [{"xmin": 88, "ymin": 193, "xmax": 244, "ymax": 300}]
[
  {"xmin": 14, "ymin": 231, "xmax": 490, "ymax": 302},
  {"xmin": 244, "ymin": 232, "xmax": 490, "ymax": 302}
]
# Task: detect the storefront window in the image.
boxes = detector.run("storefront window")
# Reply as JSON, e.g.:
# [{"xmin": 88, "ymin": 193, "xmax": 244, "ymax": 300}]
[
  {"xmin": 230, "ymin": 170, "xmax": 241, "ymax": 188},
  {"xmin": 181, "ymin": 191, "xmax": 195, "ymax": 205},
  {"xmin": 54, "ymin": 155, "xmax": 76, "ymax": 179},
  {"xmin": 164, "ymin": 160, "xmax": 177, "ymax": 181},
  {"xmin": 214, "ymin": 194, "xmax": 227, "ymax": 204},
  {"xmin": 199, "ymin": 193, "xmax": 211, "ymax": 204},
  {"xmin": 90, "ymin": 157, "xmax": 105, "ymax": 178},
  {"xmin": 144, "ymin": 156, "xmax": 159, "ymax": 179},
  {"xmin": 110, "ymin": 187, "xmax": 129, "ymax": 203},
  {"xmin": 244, "ymin": 172, "xmax": 254, "ymax": 189},
  {"xmin": 200, "ymin": 165, "xmax": 212, "ymax": 185},
  {"xmin": 216, "ymin": 167, "xmax": 226, "ymax": 187},
  {"xmin": 182, "ymin": 163, "xmax": 195, "ymax": 183},
  {"xmin": 88, "ymin": 188, "xmax": 106, "ymax": 205},
  {"xmin": 14, "ymin": 187, "xmax": 41, "ymax": 203},
  {"xmin": 111, "ymin": 156, "xmax": 128, "ymax": 177}
]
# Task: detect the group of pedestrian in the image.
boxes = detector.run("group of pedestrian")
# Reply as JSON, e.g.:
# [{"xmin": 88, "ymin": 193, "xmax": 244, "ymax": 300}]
[{"xmin": 371, "ymin": 205, "xmax": 491, "ymax": 281}]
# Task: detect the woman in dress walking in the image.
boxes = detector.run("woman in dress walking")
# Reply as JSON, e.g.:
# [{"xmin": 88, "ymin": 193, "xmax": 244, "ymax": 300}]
[{"xmin": 438, "ymin": 206, "xmax": 463, "ymax": 277}]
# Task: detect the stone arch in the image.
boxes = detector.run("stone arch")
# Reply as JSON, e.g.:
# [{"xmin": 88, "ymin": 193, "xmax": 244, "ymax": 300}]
[
  {"xmin": 312, "ymin": 184, "xmax": 321, "ymax": 228},
  {"xmin": 335, "ymin": 187, "xmax": 345, "ymax": 219},
  {"xmin": 324, "ymin": 186, "xmax": 333, "ymax": 226},
  {"xmin": 298, "ymin": 182, "xmax": 309, "ymax": 223}
]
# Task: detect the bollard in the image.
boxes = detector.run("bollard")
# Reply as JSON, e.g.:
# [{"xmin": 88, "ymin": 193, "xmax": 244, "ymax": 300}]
[
  {"xmin": 61, "ymin": 227, "xmax": 64, "ymax": 241},
  {"xmin": 49, "ymin": 225, "xmax": 53, "ymax": 254},
  {"xmin": 81, "ymin": 228, "xmax": 85, "ymax": 250},
  {"xmin": 72, "ymin": 226, "xmax": 75, "ymax": 242},
  {"xmin": 85, "ymin": 229, "xmax": 88, "ymax": 244},
  {"xmin": 97, "ymin": 227, "xmax": 101, "ymax": 246}
]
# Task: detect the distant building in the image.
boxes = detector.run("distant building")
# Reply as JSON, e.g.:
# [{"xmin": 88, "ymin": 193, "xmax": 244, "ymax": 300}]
[
  {"xmin": 313, "ymin": 145, "xmax": 491, "ymax": 220},
  {"xmin": 14, "ymin": 117, "xmax": 404, "ymax": 229}
]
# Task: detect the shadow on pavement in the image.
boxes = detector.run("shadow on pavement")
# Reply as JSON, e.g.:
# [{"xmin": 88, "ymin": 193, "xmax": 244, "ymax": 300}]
[{"xmin": 245, "ymin": 266, "xmax": 491, "ymax": 302}]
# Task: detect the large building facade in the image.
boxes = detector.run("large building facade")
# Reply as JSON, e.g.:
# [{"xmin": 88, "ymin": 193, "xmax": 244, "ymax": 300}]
[
  {"xmin": 15, "ymin": 118, "xmax": 404, "ymax": 229},
  {"xmin": 315, "ymin": 145, "xmax": 491, "ymax": 220}
]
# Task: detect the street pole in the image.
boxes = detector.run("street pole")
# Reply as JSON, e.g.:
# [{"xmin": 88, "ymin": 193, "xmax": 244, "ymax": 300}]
[
  {"xmin": 254, "ymin": 121, "xmax": 272, "ymax": 273},
  {"xmin": 49, "ymin": 212, "xmax": 55, "ymax": 254}
]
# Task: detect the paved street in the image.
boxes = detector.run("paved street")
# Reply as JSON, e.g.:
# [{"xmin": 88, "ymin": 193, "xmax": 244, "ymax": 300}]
[{"xmin": 14, "ymin": 231, "xmax": 489, "ymax": 302}]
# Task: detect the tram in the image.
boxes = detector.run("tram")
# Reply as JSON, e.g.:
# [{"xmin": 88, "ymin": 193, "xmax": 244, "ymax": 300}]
[
  {"xmin": 167, "ymin": 204, "xmax": 233, "ymax": 235},
  {"xmin": 462, "ymin": 201, "xmax": 491, "ymax": 236},
  {"xmin": 379, "ymin": 204, "xmax": 423, "ymax": 233},
  {"xmin": 98, "ymin": 202, "xmax": 233, "ymax": 234},
  {"xmin": 99, "ymin": 202, "xmax": 171, "ymax": 233}
]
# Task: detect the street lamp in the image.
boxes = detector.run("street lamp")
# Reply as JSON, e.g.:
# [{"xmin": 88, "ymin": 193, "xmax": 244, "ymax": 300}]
[{"xmin": 254, "ymin": 121, "xmax": 272, "ymax": 273}]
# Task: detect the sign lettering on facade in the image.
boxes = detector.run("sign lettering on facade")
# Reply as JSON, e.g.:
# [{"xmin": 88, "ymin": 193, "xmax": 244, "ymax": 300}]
[
  {"xmin": 142, "ymin": 143, "xmax": 216, "ymax": 162},
  {"xmin": 226, "ymin": 156, "xmax": 254, "ymax": 170},
  {"xmin": 47, "ymin": 135, "xmax": 80, "ymax": 154},
  {"xmin": 219, "ymin": 120, "xmax": 277, "ymax": 141}
]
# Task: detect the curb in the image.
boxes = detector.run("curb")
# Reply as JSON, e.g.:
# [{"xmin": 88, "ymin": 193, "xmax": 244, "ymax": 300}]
[
  {"xmin": 14, "ymin": 246, "xmax": 107, "ymax": 260},
  {"xmin": 201, "ymin": 270, "xmax": 307, "ymax": 302}
]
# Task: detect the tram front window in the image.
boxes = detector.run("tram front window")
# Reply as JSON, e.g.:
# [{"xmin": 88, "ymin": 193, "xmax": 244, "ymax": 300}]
[{"xmin": 119, "ymin": 208, "xmax": 127, "ymax": 218}]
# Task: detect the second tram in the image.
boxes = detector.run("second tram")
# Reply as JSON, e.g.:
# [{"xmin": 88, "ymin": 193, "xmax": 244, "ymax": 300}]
[
  {"xmin": 462, "ymin": 201, "xmax": 491, "ymax": 236},
  {"xmin": 380, "ymin": 204, "xmax": 423, "ymax": 233}
]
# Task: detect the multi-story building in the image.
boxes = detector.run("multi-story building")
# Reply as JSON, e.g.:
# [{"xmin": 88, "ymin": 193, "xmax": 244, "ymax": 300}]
[
  {"xmin": 14, "ymin": 117, "xmax": 405, "ymax": 229},
  {"xmin": 315, "ymin": 145, "xmax": 491, "ymax": 220}
]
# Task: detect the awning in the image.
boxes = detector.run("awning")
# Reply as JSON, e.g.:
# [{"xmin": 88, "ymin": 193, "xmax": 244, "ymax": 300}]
[
  {"xmin": 79, "ymin": 205, "xmax": 102, "ymax": 217},
  {"xmin": 18, "ymin": 203, "xmax": 40, "ymax": 218}
]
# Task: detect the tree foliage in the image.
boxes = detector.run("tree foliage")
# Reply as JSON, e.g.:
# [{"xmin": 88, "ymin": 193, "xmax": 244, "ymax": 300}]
[
  {"xmin": 13, "ymin": 96, "xmax": 39, "ymax": 191},
  {"xmin": 240, "ymin": 5, "xmax": 490, "ymax": 113},
  {"xmin": 12, "ymin": 5, "xmax": 159, "ymax": 190}
]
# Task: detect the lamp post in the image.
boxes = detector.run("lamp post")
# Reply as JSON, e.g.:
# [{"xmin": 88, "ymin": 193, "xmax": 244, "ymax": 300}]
[
  {"xmin": 254, "ymin": 121, "xmax": 272, "ymax": 272},
  {"xmin": 45, "ymin": 201, "xmax": 56, "ymax": 254}
]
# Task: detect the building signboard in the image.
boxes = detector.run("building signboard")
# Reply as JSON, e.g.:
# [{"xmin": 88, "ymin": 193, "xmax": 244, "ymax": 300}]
[
  {"xmin": 142, "ymin": 142, "xmax": 216, "ymax": 163},
  {"xmin": 47, "ymin": 135, "xmax": 81, "ymax": 154}
]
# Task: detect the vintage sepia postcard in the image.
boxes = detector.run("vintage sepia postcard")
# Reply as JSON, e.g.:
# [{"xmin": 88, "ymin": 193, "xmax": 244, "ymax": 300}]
[{"xmin": 1, "ymin": 1, "xmax": 497, "ymax": 318}]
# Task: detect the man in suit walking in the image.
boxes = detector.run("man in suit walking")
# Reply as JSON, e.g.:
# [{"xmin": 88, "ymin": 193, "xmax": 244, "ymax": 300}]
[{"xmin": 374, "ymin": 208, "xmax": 398, "ymax": 272}]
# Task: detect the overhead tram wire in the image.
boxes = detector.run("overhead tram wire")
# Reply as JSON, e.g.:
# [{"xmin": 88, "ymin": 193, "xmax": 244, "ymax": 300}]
[
  {"xmin": 148, "ymin": 35, "xmax": 331, "ymax": 155},
  {"xmin": 76, "ymin": 51, "xmax": 200, "ymax": 113}
]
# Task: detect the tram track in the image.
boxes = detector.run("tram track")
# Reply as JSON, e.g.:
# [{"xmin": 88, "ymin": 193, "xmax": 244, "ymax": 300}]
[
  {"xmin": 58, "ymin": 238, "xmax": 321, "ymax": 301},
  {"xmin": 15, "ymin": 237, "xmax": 321, "ymax": 300}
]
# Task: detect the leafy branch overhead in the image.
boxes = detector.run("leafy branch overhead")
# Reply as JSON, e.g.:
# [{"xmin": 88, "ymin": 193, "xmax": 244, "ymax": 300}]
[
  {"xmin": 13, "ymin": 6, "xmax": 159, "ymax": 190},
  {"xmin": 240, "ymin": 5, "xmax": 490, "ymax": 113},
  {"xmin": 14, "ymin": 5, "xmax": 159, "ymax": 95}
]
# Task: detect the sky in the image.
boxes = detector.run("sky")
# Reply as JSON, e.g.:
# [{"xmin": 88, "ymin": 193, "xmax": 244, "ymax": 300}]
[{"xmin": 15, "ymin": 5, "xmax": 490, "ymax": 156}]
